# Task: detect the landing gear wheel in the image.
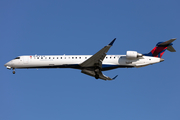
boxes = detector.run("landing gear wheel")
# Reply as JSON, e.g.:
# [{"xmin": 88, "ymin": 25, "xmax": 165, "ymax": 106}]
[
  {"xmin": 94, "ymin": 68, "xmax": 100, "ymax": 79},
  {"xmin": 12, "ymin": 69, "xmax": 15, "ymax": 74},
  {"xmin": 95, "ymin": 74, "xmax": 99, "ymax": 79}
]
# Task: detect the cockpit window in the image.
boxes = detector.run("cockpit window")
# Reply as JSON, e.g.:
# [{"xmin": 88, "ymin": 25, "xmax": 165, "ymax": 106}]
[{"xmin": 14, "ymin": 57, "xmax": 20, "ymax": 59}]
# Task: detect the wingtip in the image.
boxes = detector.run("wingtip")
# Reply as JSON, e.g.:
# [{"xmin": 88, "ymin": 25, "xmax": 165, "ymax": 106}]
[
  {"xmin": 109, "ymin": 38, "xmax": 116, "ymax": 46},
  {"xmin": 112, "ymin": 75, "xmax": 118, "ymax": 80}
]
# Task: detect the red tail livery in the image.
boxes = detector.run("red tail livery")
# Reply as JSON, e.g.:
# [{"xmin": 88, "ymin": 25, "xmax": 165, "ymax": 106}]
[{"xmin": 145, "ymin": 38, "xmax": 176, "ymax": 58}]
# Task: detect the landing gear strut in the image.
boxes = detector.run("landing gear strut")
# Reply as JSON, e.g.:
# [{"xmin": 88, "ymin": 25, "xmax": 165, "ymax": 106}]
[
  {"xmin": 94, "ymin": 68, "xmax": 100, "ymax": 79},
  {"xmin": 12, "ymin": 69, "xmax": 15, "ymax": 74}
]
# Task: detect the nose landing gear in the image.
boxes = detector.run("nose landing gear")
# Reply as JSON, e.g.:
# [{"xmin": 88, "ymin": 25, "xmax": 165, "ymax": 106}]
[{"xmin": 12, "ymin": 69, "xmax": 15, "ymax": 74}]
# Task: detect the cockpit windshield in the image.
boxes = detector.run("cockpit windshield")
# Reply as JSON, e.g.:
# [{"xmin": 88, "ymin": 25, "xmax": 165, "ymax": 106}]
[{"xmin": 14, "ymin": 57, "xmax": 20, "ymax": 59}]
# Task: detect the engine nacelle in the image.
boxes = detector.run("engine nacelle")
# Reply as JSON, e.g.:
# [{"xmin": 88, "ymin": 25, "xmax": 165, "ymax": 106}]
[{"xmin": 126, "ymin": 51, "xmax": 143, "ymax": 59}]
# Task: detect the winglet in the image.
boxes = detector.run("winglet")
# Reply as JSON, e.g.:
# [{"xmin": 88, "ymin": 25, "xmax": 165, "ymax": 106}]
[
  {"xmin": 109, "ymin": 38, "xmax": 116, "ymax": 46},
  {"xmin": 112, "ymin": 75, "xmax": 118, "ymax": 80}
]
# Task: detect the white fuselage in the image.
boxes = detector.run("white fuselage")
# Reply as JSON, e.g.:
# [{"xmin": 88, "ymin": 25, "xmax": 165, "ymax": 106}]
[
  {"xmin": 4, "ymin": 55, "xmax": 162, "ymax": 70},
  {"xmin": 4, "ymin": 38, "xmax": 174, "ymax": 80}
]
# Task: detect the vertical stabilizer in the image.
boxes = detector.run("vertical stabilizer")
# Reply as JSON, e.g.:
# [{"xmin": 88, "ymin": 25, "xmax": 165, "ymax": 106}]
[{"xmin": 144, "ymin": 38, "xmax": 176, "ymax": 58}]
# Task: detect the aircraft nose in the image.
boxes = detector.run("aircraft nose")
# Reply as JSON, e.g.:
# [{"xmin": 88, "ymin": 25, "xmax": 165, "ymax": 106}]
[{"xmin": 4, "ymin": 61, "xmax": 12, "ymax": 67}]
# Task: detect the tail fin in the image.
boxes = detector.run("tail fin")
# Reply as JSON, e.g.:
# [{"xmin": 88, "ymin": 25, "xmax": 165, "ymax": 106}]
[{"xmin": 145, "ymin": 38, "xmax": 176, "ymax": 58}]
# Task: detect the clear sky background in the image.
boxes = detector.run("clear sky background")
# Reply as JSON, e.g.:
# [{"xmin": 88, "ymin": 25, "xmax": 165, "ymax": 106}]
[{"xmin": 0, "ymin": 0, "xmax": 180, "ymax": 120}]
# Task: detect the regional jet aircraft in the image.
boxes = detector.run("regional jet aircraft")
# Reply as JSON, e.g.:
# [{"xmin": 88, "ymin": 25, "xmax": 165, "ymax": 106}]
[{"xmin": 4, "ymin": 38, "xmax": 176, "ymax": 80}]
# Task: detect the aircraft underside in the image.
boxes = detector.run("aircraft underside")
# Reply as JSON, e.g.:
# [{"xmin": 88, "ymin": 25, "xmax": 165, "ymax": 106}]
[{"xmin": 15, "ymin": 64, "xmax": 134, "ymax": 71}]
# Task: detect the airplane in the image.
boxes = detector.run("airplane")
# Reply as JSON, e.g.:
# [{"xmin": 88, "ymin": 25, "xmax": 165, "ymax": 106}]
[{"xmin": 4, "ymin": 38, "xmax": 176, "ymax": 80}]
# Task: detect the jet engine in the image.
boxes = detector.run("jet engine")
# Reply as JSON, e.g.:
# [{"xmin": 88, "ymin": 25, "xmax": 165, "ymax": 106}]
[{"xmin": 126, "ymin": 51, "xmax": 143, "ymax": 59}]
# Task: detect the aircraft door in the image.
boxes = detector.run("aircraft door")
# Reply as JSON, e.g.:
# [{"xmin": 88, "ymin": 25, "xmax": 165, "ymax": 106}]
[{"xmin": 23, "ymin": 56, "xmax": 29, "ymax": 64}]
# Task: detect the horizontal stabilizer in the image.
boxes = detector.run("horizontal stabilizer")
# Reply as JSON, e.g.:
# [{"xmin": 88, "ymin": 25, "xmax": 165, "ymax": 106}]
[
  {"xmin": 167, "ymin": 45, "xmax": 176, "ymax": 52},
  {"xmin": 158, "ymin": 38, "xmax": 176, "ymax": 46}
]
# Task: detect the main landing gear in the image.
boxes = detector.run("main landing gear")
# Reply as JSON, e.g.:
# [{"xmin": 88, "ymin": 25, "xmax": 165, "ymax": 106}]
[
  {"xmin": 94, "ymin": 68, "xmax": 100, "ymax": 79},
  {"xmin": 95, "ymin": 74, "xmax": 99, "ymax": 79}
]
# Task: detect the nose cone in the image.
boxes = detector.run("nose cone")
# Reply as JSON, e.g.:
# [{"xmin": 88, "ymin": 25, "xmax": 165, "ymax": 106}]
[{"xmin": 4, "ymin": 61, "xmax": 12, "ymax": 67}]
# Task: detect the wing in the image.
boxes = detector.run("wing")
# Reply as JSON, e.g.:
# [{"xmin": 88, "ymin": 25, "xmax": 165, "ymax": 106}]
[
  {"xmin": 80, "ymin": 38, "xmax": 116, "ymax": 68},
  {"xmin": 80, "ymin": 38, "xmax": 118, "ymax": 80},
  {"xmin": 81, "ymin": 69, "xmax": 118, "ymax": 80}
]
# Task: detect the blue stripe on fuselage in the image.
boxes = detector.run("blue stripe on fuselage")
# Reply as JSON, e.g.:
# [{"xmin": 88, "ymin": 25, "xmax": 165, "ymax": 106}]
[{"xmin": 102, "ymin": 64, "xmax": 120, "ymax": 68}]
